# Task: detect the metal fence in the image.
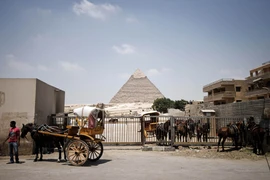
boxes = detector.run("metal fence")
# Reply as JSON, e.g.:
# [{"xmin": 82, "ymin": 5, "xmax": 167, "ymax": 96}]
[
  {"xmin": 102, "ymin": 116, "xmax": 248, "ymax": 145},
  {"xmin": 51, "ymin": 115, "xmax": 269, "ymax": 149}
]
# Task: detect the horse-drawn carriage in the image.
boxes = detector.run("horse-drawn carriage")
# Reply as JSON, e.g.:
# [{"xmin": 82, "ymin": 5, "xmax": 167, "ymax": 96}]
[
  {"xmin": 139, "ymin": 111, "xmax": 160, "ymax": 138},
  {"xmin": 21, "ymin": 105, "xmax": 106, "ymax": 166}
]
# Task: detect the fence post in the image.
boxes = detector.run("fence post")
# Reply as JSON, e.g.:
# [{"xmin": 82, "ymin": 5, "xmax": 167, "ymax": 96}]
[
  {"xmin": 141, "ymin": 116, "xmax": 145, "ymax": 146},
  {"xmin": 170, "ymin": 116, "xmax": 175, "ymax": 146}
]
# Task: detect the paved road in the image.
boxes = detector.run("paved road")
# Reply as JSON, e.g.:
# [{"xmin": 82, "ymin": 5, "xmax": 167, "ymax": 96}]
[{"xmin": 0, "ymin": 149, "xmax": 269, "ymax": 180}]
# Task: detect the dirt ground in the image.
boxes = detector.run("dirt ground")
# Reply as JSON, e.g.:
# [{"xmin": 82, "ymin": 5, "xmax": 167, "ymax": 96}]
[{"xmin": 172, "ymin": 145, "xmax": 270, "ymax": 161}]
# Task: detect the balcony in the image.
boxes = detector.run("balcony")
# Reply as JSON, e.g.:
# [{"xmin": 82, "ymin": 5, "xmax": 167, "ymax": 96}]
[
  {"xmin": 204, "ymin": 96, "xmax": 212, "ymax": 102},
  {"xmin": 204, "ymin": 91, "xmax": 236, "ymax": 102},
  {"xmin": 245, "ymin": 89, "xmax": 269, "ymax": 98},
  {"xmin": 245, "ymin": 72, "xmax": 270, "ymax": 84}
]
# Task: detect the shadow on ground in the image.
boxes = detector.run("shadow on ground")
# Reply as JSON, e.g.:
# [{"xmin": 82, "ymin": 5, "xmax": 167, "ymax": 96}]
[{"xmin": 61, "ymin": 159, "xmax": 112, "ymax": 167}]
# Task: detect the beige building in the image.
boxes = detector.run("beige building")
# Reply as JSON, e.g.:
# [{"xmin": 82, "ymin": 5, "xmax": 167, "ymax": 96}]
[
  {"xmin": 0, "ymin": 78, "xmax": 65, "ymax": 155},
  {"xmin": 203, "ymin": 79, "xmax": 248, "ymax": 105},
  {"xmin": 203, "ymin": 61, "xmax": 270, "ymax": 105},
  {"xmin": 245, "ymin": 62, "xmax": 270, "ymax": 100},
  {"xmin": 185, "ymin": 100, "xmax": 204, "ymax": 117}
]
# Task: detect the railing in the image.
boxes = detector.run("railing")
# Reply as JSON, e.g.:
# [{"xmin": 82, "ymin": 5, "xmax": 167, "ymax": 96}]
[
  {"xmin": 203, "ymin": 78, "xmax": 234, "ymax": 89},
  {"xmin": 203, "ymin": 91, "xmax": 235, "ymax": 102}
]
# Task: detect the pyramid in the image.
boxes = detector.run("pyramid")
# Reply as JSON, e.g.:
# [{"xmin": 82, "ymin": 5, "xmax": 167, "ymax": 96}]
[{"xmin": 110, "ymin": 69, "xmax": 165, "ymax": 103}]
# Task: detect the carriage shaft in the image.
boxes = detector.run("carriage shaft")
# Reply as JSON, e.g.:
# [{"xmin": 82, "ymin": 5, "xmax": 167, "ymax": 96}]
[{"xmin": 38, "ymin": 130, "xmax": 80, "ymax": 140}]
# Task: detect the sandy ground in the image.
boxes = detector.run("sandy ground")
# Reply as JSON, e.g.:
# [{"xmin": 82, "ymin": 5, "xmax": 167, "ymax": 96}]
[
  {"xmin": 0, "ymin": 147, "xmax": 269, "ymax": 180},
  {"xmin": 174, "ymin": 146, "xmax": 270, "ymax": 161}
]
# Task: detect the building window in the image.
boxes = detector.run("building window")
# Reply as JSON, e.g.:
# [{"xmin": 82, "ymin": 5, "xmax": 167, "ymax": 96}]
[{"xmin": 236, "ymin": 86, "xmax": 241, "ymax": 92}]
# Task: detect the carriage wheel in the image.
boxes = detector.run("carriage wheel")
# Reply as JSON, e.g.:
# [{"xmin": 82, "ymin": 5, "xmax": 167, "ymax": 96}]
[
  {"xmin": 66, "ymin": 140, "xmax": 89, "ymax": 166},
  {"xmin": 85, "ymin": 139, "xmax": 103, "ymax": 161}
]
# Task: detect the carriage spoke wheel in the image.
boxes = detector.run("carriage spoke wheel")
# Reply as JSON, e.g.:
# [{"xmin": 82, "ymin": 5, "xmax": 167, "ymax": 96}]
[
  {"xmin": 85, "ymin": 139, "xmax": 103, "ymax": 161},
  {"xmin": 67, "ymin": 140, "xmax": 89, "ymax": 166}
]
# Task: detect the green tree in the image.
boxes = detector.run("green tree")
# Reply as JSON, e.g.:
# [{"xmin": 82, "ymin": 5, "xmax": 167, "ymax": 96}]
[
  {"xmin": 174, "ymin": 99, "xmax": 188, "ymax": 111},
  {"xmin": 152, "ymin": 98, "xmax": 174, "ymax": 113}
]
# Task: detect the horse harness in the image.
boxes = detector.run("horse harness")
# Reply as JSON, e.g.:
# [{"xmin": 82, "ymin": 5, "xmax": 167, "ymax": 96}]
[
  {"xmin": 37, "ymin": 124, "xmax": 67, "ymax": 134},
  {"xmin": 228, "ymin": 124, "xmax": 239, "ymax": 136},
  {"xmin": 30, "ymin": 124, "xmax": 67, "ymax": 139}
]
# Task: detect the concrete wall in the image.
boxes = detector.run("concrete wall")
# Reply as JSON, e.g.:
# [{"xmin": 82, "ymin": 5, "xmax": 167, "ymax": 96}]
[
  {"xmin": 187, "ymin": 99, "xmax": 270, "ymax": 123},
  {"xmin": 0, "ymin": 78, "xmax": 36, "ymax": 155},
  {"xmin": 205, "ymin": 99, "xmax": 270, "ymax": 121},
  {"xmin": 35, "ymin": 80, "xmax": 65, "ymax": 125},
  {"xmin": 0, "ymin": 78, "xmax": 65, "ymax": 156}
]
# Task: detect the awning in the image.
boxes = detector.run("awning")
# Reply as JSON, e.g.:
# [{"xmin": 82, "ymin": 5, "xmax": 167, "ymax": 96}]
[
  {"xmin": 73, "ymin": 106, "xmax": 105, "ymax": 117},
  {"xmin": 253, "ymin": 78, "xmax": 262, "ymax": 83},
  {"xmin": 138, "ymin": 110, "xmax": 160, "ymax": 117},
  {"xmin": 201, "ymin": 110, "xmax": 215, "ymax": 113}
]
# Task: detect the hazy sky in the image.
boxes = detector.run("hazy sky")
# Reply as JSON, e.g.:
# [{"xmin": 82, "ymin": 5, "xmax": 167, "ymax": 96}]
[{"xmin": 0, "ymin": 0, "xmax": 269, "ymax": 104}]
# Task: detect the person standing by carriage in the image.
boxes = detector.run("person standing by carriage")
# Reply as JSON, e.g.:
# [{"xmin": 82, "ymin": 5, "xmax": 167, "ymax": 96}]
[{"xmin": 2, "ymin": 120, "xmax": 20, "ymax": 164}]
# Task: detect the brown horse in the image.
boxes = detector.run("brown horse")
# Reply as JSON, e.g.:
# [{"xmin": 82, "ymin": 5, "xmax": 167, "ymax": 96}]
[
  {"xmin": 217, "ymin": 121, "xmax": 242, "ymax": 152},
  {"xmin": 247, "ymin": 117, "xmax": 266, "ymax": 155},
  {"xmin": 175, "ymin": 119, "xmax": 188, "ymax": 142},
  {"xmin": 174, "ymin": 119, "xmax": 195, "ymax": 142}
]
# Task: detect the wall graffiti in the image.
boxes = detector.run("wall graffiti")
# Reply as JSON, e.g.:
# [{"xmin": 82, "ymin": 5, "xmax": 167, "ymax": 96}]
[{"xmin": 0, "ymin": 91, "xmax": 5, "ymax": 107}]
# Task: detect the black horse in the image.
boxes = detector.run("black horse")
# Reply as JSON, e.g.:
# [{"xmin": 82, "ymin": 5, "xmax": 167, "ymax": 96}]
[
  {"xmin": 186, "ymin": 118, "xmax": 196, "ymax": 139},
  {"xmin": 21, "ymin": 123, "xmax": 67, "ymax": 162},
  {"xmin": 196, "ymin": 122, "xmax": 210, "ymax": 142},
  {"xmin": 247, "ymin": 117, "xmax": 266, "ymax": 155},
  {"xmin": 156, "ymin": 120, "xmax": 171, "ymax": 145}
]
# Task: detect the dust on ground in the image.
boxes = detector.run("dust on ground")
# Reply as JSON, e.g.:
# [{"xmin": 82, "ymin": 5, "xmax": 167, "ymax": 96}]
[{"xmin": 171, "ymin": 146, "xmax": 270, "ymax": 161}]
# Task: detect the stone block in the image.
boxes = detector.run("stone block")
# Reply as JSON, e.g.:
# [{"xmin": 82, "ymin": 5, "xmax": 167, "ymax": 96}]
[{"xmin": 152, "ymin": 146, "xmax": 175, "ymax": 151}]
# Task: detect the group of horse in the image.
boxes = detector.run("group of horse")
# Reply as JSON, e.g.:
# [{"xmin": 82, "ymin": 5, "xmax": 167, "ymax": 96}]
[
  {"xmin": 175, "ymin": 118, "xmax": 210, "ymax": 143},
  {"xmin": 156, "ymin": 118, "xmax": 210, "ymax": 145},
  {"xmin": 155, "ymin": 117, "xmax": 267, "ymax": 155}
]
